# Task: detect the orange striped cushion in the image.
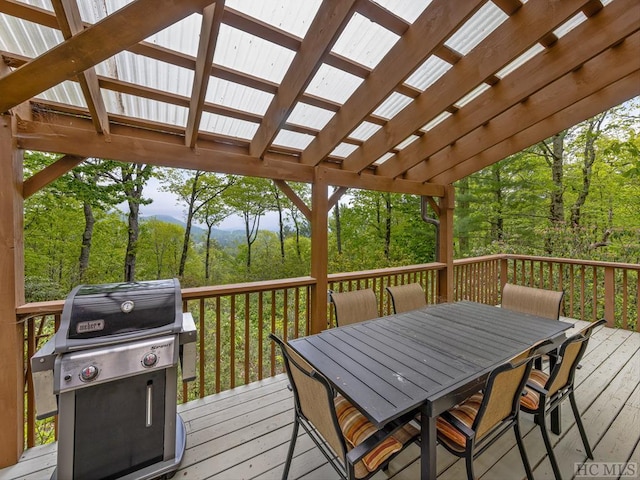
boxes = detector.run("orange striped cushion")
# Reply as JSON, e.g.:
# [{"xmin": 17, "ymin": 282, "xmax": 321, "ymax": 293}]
[
  {"xmin": 334, "ymin": 395, "xmax": 403, "ymax": 472},
  {"xmin": 520, "ymin": 368, "xmax": 549, "ymax": 410},
  {"xmin": 436, "ymin": 393, "xmax": 483, "ymax": 448}
]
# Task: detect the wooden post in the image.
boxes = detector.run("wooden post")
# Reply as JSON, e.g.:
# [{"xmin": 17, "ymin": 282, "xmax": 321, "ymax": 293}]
[
  {"xmin": 310, "ymin": 173, "xmax": 328, "ymax": 334},
  {"xmin": 0, "ymin": 113, "xmax": 25, "ymax": 467},
  {"xmin": 437, "ymin": 185, "xmax": 455, "ymax": 303}
]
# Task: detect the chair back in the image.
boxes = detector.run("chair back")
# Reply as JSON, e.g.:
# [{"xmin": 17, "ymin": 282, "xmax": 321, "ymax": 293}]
[
  {"xmin": 474, "ymin": 352, "xmax": 535, "ymax": 440},
  {"xmin": 270, "ymin": 334, "xmax": 346, "ymax": 458},
  {"xmin": 544, "ymin": 319, "xmax": 604, "ymax": 396},
  {"xmin": 501, "ymin": 283, "xmax": 564, "ymax": 320},
  {"xmin": 330, "ymin": 289, "xmax": 379, "ymax": 327},
  {"xmin": 386, "ymin": 283, "xmax": 427, "ymax": 314}
]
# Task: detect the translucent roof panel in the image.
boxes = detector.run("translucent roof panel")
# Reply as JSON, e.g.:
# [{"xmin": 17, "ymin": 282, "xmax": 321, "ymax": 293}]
[
  {"xmin": 103, "ymin": 91, "xmax": 188, "ymax": 127},
  {"xmin": 374, "ymin": 152, "xmax": 395, "ymax": 165},
  {"xmin": 330, "ymin": 143, "xmax": 359, "ymax": 158},
  {"xmin": 373, "ymin": 92, "xmax": 413, "ymax": 120},
  {"xmin": 200, "ymin": 112, "xmax": 259, "ymax": 140},
  {"xmin": 0, "ymin": 14, "xmax": 62, "ymax": 57},
  {"xmin": 305, "ymin": 63, "xmax": 364, "ymax": 104},
  {"xmin": 96, "ymin": 52, "xmax": 194, "ymax": 98},
  {"xmin": 206, "ymin": 78, "xmax": 274, "ymax": 116},
  {"xmin": 348, "ymin": 121, "xmax": 382, "ymax": 142},
  {"xmin": 225, "ymin": 0, "xmax": 322, "ymax": 38},
  {"xmin": 214, "ymin": 24, "xmax": 296, "ymax": 84},
  {"xmin": 331, "ymin": 13, "xmax": 400, "ymax": 69},
  {"xmin": 142, "ymin": 13, "xmax": 202, "ymax": 57},
  {"xmin": 445, "ymin": 2, "xmax": 507, "ymax": 55},
  {"xmin": 404, "ymin": 55, "xmax": 452, "ymax": 91},
  {"xmin": 77, "ymin": 0, "xmax": 135, "ymax": 22},
  {"xmin": 36, "ymin": 81, "xmax": 86, "ymax": 108},
  {"xmin": 370, "ymin": 0, "xmax": 434, "ymax": 23},
  {"xmin": 496, "ymin": 44, "xmax": 545, "ymax": 79},
  {"xmin": 422, "ymin": 111, "xmax": 452, "ymax": 132},
  {"xmin": 455, "ymin": 83, "xmax": 491, "ymax": 109},
  {"xmin": 395, "ymin": 135, "xmax": 420, "ymax": 150},
  {"xmin": 287, "ymin": 102, "xmax": 335, "ymax": 130},
  {"xmin": 272, "ymin": 130, "xmax": 314, "ymax": 150},
  {"xmin": 554, "ymin": 12, "xmax": 588, "ymax": 39}
]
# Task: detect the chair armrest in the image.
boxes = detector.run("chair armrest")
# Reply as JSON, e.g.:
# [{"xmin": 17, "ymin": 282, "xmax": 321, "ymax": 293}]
[
  {"xmin": 440, "ymin": 411, "xmax": 475, "ymax": 440},
  {"xmin": 525, "ymin": 381, "xmax": 549, "ymax": 397},
  {"xmin": 345, "ymin": 411, "xmax": 418, "ymax": 466}
]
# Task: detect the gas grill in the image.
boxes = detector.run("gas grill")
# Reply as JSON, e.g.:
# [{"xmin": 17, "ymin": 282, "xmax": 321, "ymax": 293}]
[{"xmin": 31, "ymin": 279, "xmax": 197, "ymax": 480}]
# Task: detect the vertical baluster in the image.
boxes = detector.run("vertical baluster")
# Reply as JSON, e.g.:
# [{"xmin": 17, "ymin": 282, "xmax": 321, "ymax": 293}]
[
  {"xmin": 258, "ymin": 291, "xmax": 264, "ymax": 380},
  {"xmin": 244, "ymin": 293, "xmax": 250, "ymax": 385}
]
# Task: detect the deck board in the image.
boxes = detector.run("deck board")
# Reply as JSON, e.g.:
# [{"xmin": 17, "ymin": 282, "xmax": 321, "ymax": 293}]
[{"xmin": 1, "ymin": 324, "xmax": 638, "ymax": 480}]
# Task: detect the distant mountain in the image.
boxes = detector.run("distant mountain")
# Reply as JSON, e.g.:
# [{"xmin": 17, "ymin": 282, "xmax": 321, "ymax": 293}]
[{"xmin": 142, "ymin": 215, "xmax": 244, "ymax": 247}]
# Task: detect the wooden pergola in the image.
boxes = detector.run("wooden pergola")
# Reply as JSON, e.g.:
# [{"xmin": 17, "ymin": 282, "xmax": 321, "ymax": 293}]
[{"xmin": 0, "ymin": 0, "xmax": 638, "ymax": 467}]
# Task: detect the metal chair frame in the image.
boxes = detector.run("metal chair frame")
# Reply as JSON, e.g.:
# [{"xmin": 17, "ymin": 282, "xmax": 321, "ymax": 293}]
[
  {"xmin": 271, "ymin": 333, "xmax": 417, "ymax": 480},
  {"xmin": 520, "ymin": 319, "xmax": 606, "ymax": 480},
  {"xmin": 437, "ymin": 355, "xmax": 538, "ymax": 480}
]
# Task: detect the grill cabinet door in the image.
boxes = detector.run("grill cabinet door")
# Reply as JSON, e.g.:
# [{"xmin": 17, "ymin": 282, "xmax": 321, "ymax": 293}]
[{"xmin": 73, "ymin": 370, "xmax": 166, "ymax": 479}]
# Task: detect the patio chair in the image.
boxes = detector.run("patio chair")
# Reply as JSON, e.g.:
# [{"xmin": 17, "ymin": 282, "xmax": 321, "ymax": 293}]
[
  {"xmin": 502, "ymin": 283, "xmax": 564, "ymax": 370},
  {"xmin": 436, "ymin": 351, "xmax": 537, "ymax": 480},
  {"xmin": 386, "ymin": 283, "xmax": 427, "ymax": 314},
  {"xmin": 501, "ymin": 283, "xmax": 564, "ymax": 320},
  {"xmin": 329, "ymin": 289, "xmax": 378, "ymax": 327},
  {"xmin": 520, "ymin": 319, "xmax": 606, "ymax": 480},
  {"xmin": 270, "ymin": 334, "xmax": 419, "ymax": 480}
]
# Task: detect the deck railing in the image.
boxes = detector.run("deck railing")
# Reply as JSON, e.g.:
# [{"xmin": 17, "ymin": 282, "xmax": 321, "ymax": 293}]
[{"xmin": 16, "ymin": 254, "xmax": 639, "ymax": 447}]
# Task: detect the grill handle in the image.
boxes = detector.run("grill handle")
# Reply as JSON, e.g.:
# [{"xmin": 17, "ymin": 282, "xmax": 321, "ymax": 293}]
[{"xmin": 146, "ymin": 380, "xmax": 153, "ymax": 427}]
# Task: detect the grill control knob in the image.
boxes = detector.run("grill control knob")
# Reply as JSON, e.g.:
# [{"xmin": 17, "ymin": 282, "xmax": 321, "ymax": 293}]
[
  {"xmin": 80, "ymin": 365, "xmax": 99, "ymax": 382},
  {"xmin": 142, "ymin": 352, "xmax": 158, "ymax": 368}
]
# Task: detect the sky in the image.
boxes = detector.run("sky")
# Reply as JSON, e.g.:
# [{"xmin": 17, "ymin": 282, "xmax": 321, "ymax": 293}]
[{"xmin": 130, "ymin": 177, "xmax": 280, "ymax": 231}]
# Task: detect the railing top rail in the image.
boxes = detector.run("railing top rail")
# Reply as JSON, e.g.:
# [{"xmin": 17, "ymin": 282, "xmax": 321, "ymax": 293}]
[
  {"xmin": 504, "ymin": 254, "xmax": 640, "ymax": 270},
  {"xmin": 181, "ymin": 276, "xmax": 315, "ymax": 299},
  {"xmin": 452, "ymin": 254, "xmax": 503, "ymax": 265},
  {"xmin": 328, "ymin": 262, "xmax": 446, "ymax": 282}
]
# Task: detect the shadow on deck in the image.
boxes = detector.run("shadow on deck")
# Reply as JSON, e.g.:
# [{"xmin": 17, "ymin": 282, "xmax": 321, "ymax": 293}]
[{"xmin": 2, "ymin": 323, "xmax": 639, "ymax": 480}]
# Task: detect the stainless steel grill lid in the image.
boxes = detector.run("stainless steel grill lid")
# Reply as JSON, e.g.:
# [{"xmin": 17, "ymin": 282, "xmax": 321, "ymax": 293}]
[{"xmin": 55, "ymin": 278, "xmax": 182, "ymax": 352}]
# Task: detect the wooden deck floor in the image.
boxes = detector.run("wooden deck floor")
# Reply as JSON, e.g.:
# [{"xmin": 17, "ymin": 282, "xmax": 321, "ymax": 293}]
[{"xmin": 2, "ymin": 322, "xmax": 639, "ymax": 480}]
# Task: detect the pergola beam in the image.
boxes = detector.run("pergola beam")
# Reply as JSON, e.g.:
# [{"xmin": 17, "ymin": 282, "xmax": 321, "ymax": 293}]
[
  {"xmin": 413, "ymin": 33, "xmax": 640, "ymax": 182},
  {"xmin": 273, "ymin": 179, "xmax": 311, "ymax": 220},
  {"xmin": 300, "ymin": 0, "xmax": 484, "ymax": 167},
  {"xmin": 250, "ymin": 0, "xmax": 357, "ymax": 158},
  {"xmin": 22, "ymin": 154, "xmax": 85, "ymax": 198},
  {"xmin": 185, "ymin": 2, "xmax": 224, "ymax": 148},
  {"xmin": 383, "ymin": 0, "xmax": 638, "ymax": 178},
  {"xmin": 50, "ymin": 0, "xmax": 110, "ymax": 135},
  {"xmin": 341, "ymin": 0, "xmax": 592, "ymax": 174},
  {"xmin": 0, "ymin": 0, "xmax": 214, "ymax": 113},
  {"xmin": 432, "ymin": 70, "xmax": 640, "ymax": 185}
]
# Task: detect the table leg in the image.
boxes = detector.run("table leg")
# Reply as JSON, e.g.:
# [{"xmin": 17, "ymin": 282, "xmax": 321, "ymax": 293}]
[{"xmin": 420, "ymin": 406, "xmax": 437, "ymax": 480}]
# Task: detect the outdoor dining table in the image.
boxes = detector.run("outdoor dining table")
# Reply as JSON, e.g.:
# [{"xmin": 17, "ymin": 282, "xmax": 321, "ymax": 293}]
[{"xmin": 287, "ymin": 300, "xmax": 573, "ymax": 480}]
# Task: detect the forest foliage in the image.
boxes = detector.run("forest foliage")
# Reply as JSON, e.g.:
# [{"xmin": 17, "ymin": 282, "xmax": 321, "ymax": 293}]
[{"xmin": 23, "ymin": 101, "xmax": 640, "ymax": 302}]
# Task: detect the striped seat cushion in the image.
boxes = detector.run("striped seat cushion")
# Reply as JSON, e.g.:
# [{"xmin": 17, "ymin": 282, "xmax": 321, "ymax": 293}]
[
  {"xmin": 520, "ymin": 368, "xmax": 549, "ymax": 411},
  {"xmin": 334, "ymin": 395, "xmax": 415, "ymax": 474},
  {"xmin": 436, "ymin": 392, "xmax": 483, "ymax": 449}
]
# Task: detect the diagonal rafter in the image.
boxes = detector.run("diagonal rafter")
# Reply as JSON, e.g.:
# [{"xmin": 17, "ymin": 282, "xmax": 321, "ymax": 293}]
[
  {"xmin": 50, "ymin": 0, "xmax": 110, "ymax": 135},
  {"xmin": 342, "ymin": 0, "xmax": 592, "ymax": 175},
  {"xmin": 0, "ymin": 0, "xmax": 214, "ymax": 113},
  {"xmin": 433, "ymin": 71, "xmax": 640, "ymax": 185},
  {"xmin": 384, "ymin": 0, "xmax": 639, "ymax": 179},
  {"xmin": 299, "ymin": 0, "xmax": 484, "ymax": 167},
  {"xmin": 249, "ymin": 0, "xmax": 358, "ymax": 158},
  {"xmin": 414, "ymin": 32, "xmax": 640, "ymax": 183},
  {"xmin": 23, "ymin": 154, "xmax": 85, "ymax": 198},
  {"xmin": 185, "ymin": 1, "xmax": 225, "ymax": 148}
]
